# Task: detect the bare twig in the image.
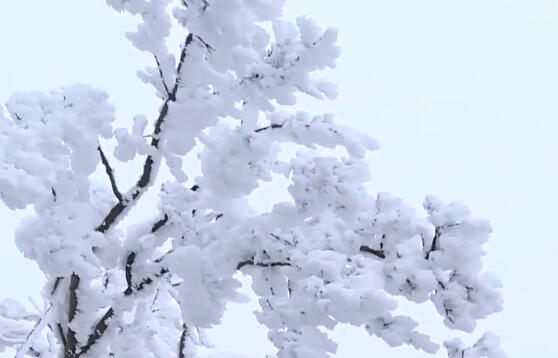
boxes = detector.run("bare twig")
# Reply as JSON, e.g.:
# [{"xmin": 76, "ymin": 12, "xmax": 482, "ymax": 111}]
[
  {"xmin": 98, "ymin": 146, "xmax": 123, "ymax": 202},
  {"xmin": 154, "ymin": 54, "xmax": 172, "ymax": 96}
]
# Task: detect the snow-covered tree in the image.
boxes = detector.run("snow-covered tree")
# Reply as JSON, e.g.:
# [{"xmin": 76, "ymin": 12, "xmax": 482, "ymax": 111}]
[{"xmin": 0, "ymin": 1, "xmax": 505, "ymax": 357}]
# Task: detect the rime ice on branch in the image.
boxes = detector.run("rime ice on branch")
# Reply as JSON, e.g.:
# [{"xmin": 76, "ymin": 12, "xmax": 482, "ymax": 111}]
[{"xmin": 0, "ymin": 0, "xmax": 504, "ymax": 357}]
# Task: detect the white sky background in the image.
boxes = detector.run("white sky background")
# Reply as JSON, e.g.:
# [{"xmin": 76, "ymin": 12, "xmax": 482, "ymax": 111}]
[{"xmin": 1, "ymin": 0, "xmax": 557, "ymax": 357}]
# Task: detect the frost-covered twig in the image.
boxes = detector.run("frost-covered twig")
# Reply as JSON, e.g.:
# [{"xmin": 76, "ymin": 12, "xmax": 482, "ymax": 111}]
[
  {"xmin": 98, "ymin": 146, "xmax": 123, "ymax": 203},
  {"xmin": 14, "ymin": 304, "xmax": 52, "ymax": 358}
]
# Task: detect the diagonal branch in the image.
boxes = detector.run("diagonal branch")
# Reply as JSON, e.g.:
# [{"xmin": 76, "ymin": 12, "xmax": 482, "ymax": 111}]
[
  {"xmin": 98, "ymin": 146, "xmax": 123, "ymax": 203},
  {"xmin": 154, "ymin": 54, "xmax": 172, "ymax": 96},
  {"xmin": 76, "ymin": 308, "xmax": 114, "ymax": 357},
  {"xmin": 14, "ymin": 304, "xmax": 53, "ymax": 358},
  {"xmin": 96, "ymin": 33, "xmax": 195, "ymax": 234},
  {"xmin": 124, "ymin": 214, "xmax": 170, "ymax": 296},
  {"xmin": 425, "ymin": 226, "xmax": 442, "ymax": 260}
]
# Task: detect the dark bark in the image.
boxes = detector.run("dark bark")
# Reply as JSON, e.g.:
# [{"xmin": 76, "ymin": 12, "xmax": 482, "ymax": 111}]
[{"xmin": 98, "ymin": 146, "xmax": 123, "ymax": 202}]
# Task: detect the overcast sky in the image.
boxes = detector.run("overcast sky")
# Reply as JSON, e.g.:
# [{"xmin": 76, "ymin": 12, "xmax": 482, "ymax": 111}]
[{"xmin": 1, "ymin": 1, "xmax": 558, "ymax": 357}]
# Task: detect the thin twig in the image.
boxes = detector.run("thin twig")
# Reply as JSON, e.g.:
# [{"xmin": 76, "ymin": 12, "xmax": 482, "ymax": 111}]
[
  {"xmin": 254, "ymin": 123, "xmax": 284, "ymax": 133},
  {"xmin": 98, "ymin": 146, "xmax": 123, "ymax": 202},
  {"xmin": 154, "ymin": 54, "xmax": 171, "ymax": 96},
  {"xmin": 236, "ymin": 259, "xmax": 291, "ymax": 270},
  {"xmin": 14, "ymin": 305, "xmax": 53, "ymax": 358}
]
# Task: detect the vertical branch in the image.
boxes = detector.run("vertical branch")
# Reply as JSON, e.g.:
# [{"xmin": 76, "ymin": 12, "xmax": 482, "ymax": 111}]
[
  {"xmin": 124, "ymin": 252, "xmax": 136, "ymax": 296},
  {"xmin": 178, "ymin": 325, "xmax": 188, "ymax": 358},
  {"xmin": 65, "ymin": 274, "xmax": 80, "ymax": 358}
]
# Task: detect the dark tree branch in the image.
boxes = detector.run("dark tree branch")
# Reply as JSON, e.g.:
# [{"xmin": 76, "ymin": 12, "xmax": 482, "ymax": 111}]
[
  {"xmin": 154, "ymin": 54, "xmax": 172, "ymax": 96},
  {"xmin": 236, "ymin": 259, "xmax": 291, "ymax": 270},
  {"xmin": 151, "ymin": 214, "xmax": 169, "ymax": 233},
  {"xmin": 65, "ymin": 274, "xmax": 80, "ymax": 358},
  {"xmin": 254, "ymin": 123, "xmax": 284, "ymax": 133},
  {"xmin": 96, "ymin": 33, "xmax": 195, "ymax": 234},
  {"xmin": 135, "ymin": 268, "xmax": 170, "ymax": 293},
  {"xmin": 124, "ymin": 214, "xmax": 169, "ymax": 296},
  {"xmin": 359, "ymin": 245, "xmax": 386, "ymax": 259},
  {"xmin": 124, "ymin": 252, "xmax": 136, "ymax": 296},
  {"xmin": 178, "ymin": 325, "xmax": 188, "ymax": 358},
  {"xmin": 57, "ymin": 323, "xmax": 67, "ymax": 348},
  {"xmin": 425, "ymin": 226, "xmax": 442, "ymax": 260},
  {"xmin": 76, "ymin": 307, "xmax": 114, "ymax": 357},
  {"xmin": 51, "ymin": 277, "xmax": 62, "ymax": 296},
  {"xmin": 98, "ymin": 146, "xmax": 123, "ymax": 203}
]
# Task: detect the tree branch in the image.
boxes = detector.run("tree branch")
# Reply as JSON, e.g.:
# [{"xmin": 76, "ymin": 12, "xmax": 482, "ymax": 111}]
[
  {"xmin": 236, "ymin": 259, "xmax": 291, "ymax": 270},
  {"xmin": 151, "ymin": 214, "xmax": 169, "ymax": 233},
  {"xmin": 178, "ymin": 325, "xmax": 188, "ymax": 358},
  {"xmin": 98, "ymin": 146, "xmax": 123, "ymax": 203},
  {"xmin": 96, "ymin": 33, "xmax": 194, "ymax": 234},
  {"xmin": 65, "ymin": 274, "xmax": 80, "ymax": 358},
  {"xmin": 124, "ymin": 252, "xmax": 136, "ymax": 296},
  {"xmin": 61, "ymin": 33, "xmax": 201, "ymax": 358},
  {"xmin": 359, "ymin": 245, "xmax": 386, "ymax": 259},
  {"xmin": 254, "ymin": 123, "xmax": 284, "ymax": 133},
  {"xmin": 425, "ymin": 226, "xmax": 442, "ymax": 260},
  {"xmin": 14, "ymin": 304, "xmax": 53, "ymax": 358},
  {"xmin": 154, "ymin": 54, "xmax": 171, "ymax": 96},
  {"xmin": 76, "ymin": 308, "xmax": 114, "ymax": 357}
]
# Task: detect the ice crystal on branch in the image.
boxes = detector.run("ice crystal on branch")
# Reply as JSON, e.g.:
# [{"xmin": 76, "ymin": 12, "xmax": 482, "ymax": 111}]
[{"xmin": 0, "ymin": 0, "xmax": 504, "ymax": 357}]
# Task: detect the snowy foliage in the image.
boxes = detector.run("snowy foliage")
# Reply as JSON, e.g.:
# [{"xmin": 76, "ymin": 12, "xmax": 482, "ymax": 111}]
[{"xmin": 0, "ymin": 0, "xmax": 504, "ymax": 357}]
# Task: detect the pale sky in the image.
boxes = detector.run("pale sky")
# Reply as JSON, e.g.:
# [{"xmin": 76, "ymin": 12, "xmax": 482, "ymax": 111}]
[{"xmin": 1, "ymin": 1, "xmax": 558, "ymax": 357}]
